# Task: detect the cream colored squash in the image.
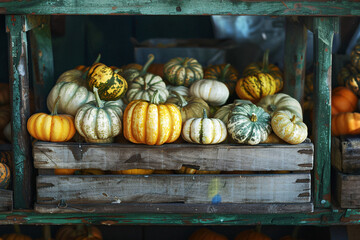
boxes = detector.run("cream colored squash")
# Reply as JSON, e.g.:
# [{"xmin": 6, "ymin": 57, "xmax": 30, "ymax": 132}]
[{"xmin": 189, "ymin": 79, "xmax": 229, "ymax": 106}]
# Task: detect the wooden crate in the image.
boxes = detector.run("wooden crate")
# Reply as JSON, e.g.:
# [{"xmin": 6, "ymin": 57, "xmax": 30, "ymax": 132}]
[
  {"xmin": 33, "ymin": 141, "xmax": 314, "ymax": 214},
  {"xmin": 332, "ymin": 136, "xmax": 360, "ymax": 208},
  {"xmin": 0, "ymin": 189, "xmax": 13, "ymax": 212}
]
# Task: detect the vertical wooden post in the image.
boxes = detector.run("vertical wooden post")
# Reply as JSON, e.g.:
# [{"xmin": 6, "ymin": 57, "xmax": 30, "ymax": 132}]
[
  {"xmin": 6, "ymin": 15, "xmax": 33, "ymax": 209},
  {"xmin": 313, "ymin": 17, "xmax": 338, "ymax": 208},
  {"xmin": 284, "ymin": 17, "xmax": 307, "ymax": 103},
  {"xmin": 28, "ymin": 15, "xmax": 54, "ymax": 112}
]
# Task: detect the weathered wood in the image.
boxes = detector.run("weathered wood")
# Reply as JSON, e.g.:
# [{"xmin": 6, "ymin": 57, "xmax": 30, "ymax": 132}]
[
  {"xmin": 284, "ymin": 17, "xmax": 307, "ymax": 103},
  {"xmin": 6, "ymin": 15, "xmax": 33, "ymax": 209},
  {"xmin": 1, "ymin": 1, "xmax": 360, "ymax": 16},
  {"xmin": 312, "ymin": 17, "xmax": 337, "ymax": 208},
  {"xmin": 37, "ymin": 173, "xmax": 311, "ymax": 205},
  {"xmin": 0, "ymin": 189, "xmax": 13, "ymax": 212},
  {"xmin": 33, "ymin": 141, "xmax": 314, "ymax": 171},
  {"xmin": 332, "ymin": 136, "xmax": 360, "ymax": 173},
  {"xmin": 335, "ymin": 171, "xmax": 360, "ymax": 209},
  {"xmin": 34, "ymin": 202, "xmax": 314, "ymax": 214}
]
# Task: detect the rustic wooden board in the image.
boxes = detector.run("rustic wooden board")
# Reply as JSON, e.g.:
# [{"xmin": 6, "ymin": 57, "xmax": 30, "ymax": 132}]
[
  {"xmin": 0, "ymin": 189, "xmax": 13, "ymax": 212},
  {"xmin": 37, "ymin": 173, "xmax": 311, "ymax": 205},
  {"xmin": 34, "ymin": 202, "xmax": 314, "ymax": 214},
  {"xmin": 335, "ymin": 171, "xmax": 360, "ymax": 209},
  {"xmin": 332, "ymin": 136, "xmax": 360, "ymax": 173},
  {"xmin": 33, "ymin": 141, "xmax": 314, "ymax": 171}
]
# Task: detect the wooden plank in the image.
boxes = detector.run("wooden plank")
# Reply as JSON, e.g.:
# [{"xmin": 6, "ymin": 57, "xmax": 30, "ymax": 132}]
[
  {"xmin": 36, "ymin": 173, "xmax": 311, "ymax": 204},
  {"xmin": 33, "ymin": 141, "xmax": 314, "ymax": 171},
  {"xmin": 312, "ymin": 17, "xmax": 337, "ymax": 208},
  {"xmin": 332, "ymin": 136, "xmax": 360, "ymax": 173},
  {"xmin": 34, "ymin": 202, "xmax": 314, "ymax": 214},
  {"xmin": 6, "ymin": 15, "xmax": 33, "ymax": 209},
  {"xmin": 0, "ymin": 189, "xmax": 13, "ymax": 212},
  {"xmin": 1, "ymin": 1, "xmax": 360, "ymax": 16},
  {"xmin": 335, "ymin": 171, "xmax": 360, "ymax": 209}
]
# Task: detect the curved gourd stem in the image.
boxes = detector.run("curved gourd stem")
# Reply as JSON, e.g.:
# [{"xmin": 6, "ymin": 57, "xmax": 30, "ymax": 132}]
[
  {"xmin": 261, "ymin": 49, "xmax": 270, "ymax": 73},
  {"xmin": 202, "ymin": 109, "xmax": 208, "ymax": 119},
  {"xmin": 14, "ymin": 224, "xmax": 21, "ymax": 234},
  {"xmin": 250, "ymin": 113, "xmax": 258, "ymax": 122},
  {"xmin": 150, "ymin": 90, "xmax": 161, "ymax": 105},
  {"xmin": 173, "ymin": 91, "xmax": 188, "ymax": 107},
  {"xmin": 43, "ymin": 225, "xmax": 51, "ymax": 240},
  {"xmin": 140, "ymin": 54, "xmax": 155, "ymax": 75},
  {"xmin": 82, "ymin": 53, "xmax": 102, "ymax": 79},
  {"xmin": 290, "ymin": 115, "xmax": 297, "ymax": 123},
  {"xmin": 219, "ymin": 64, "xmax": 231, "ymax": 82},
  {"xmin": 93, "ymin": 87, "xmax": 104, "ymax": 108},
  {"xmin": 51, "ymin": 96, "xmax": 61, "ymax": 116}
]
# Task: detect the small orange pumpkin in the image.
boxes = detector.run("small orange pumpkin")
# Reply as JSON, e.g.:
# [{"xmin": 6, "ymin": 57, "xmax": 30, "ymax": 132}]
[
  {"xmin": 189, "ymin": 228, "xmax": 228, "ymax": 240},
  {"xmin": 234, "ymin": 226, "xmax": 271, "ymax": 240},
  {"xmin": 112, "ymin": 169, "xmax": 154, "ymax": 175},
  {"xmin": 0, "ymin": 163, "xmax": 10, "ymax": 189},
  {"xmin": 331, "ymin": 86, "xmax": 358, "ymax": 115},
  {"xmin": 2, "ymin": 225, "xmax": 32, "ymax": 240},
  {"xmin": 54, "ymin": 169, "xmax": 78, "ymax": 175},
  {"xmin": 332, "ymin": 112, "xmax": 360, "ymax": 136},
  {"xmin": 55, "ymin": 226, "xmax": 85, "ymax": 240}
]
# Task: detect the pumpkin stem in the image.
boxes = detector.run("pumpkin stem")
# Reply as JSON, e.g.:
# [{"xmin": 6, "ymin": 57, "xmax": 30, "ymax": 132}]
[
  {"xmin": 93, "ymin": 87, "xmax": 104, "ymax": 108},
  {"xmin": 82, "ymin": 53, "xmax": 102, "ymax": 79},
  {"xmin": 250, "ymin": 113, "xmax": 258, "ymax": 122},
  {"xmin": 261, "ymin": 49, "xmax": 270, "ymax": 73},
  {"xmin": 219, "ymin": 64, "xmax": 231, "ymax": 81},
  {"xmin": 51, "ymin": 96, "xmax": 61, "ymax": 116},
  {"xmin": 43, "ymin": 225, "xmax": 51, "ymax": 240},
  {"xmin": 173, "ymin": 91, "xmax": 188, "ymax": 107},
  {"xmin": 150, "ymin": 90, "xmax": 161, "ymax": 105},
  {"xmin": 14, "ymin": 224, "xmax": 21, "ymax": 234},
  {"xmin": 202, "ymin": 109, "xmax": 208, "ymax": 119},
  {"xmin": 290, "ymin": 115, "xmax": 296, "ymax": 123},
  {"xmin": 144, "ymin": 80, "xmax": 148, "ymax": 90},
  {"xmin": 141, "ymin": 54, "xmax": 155, "ymax": 75}
]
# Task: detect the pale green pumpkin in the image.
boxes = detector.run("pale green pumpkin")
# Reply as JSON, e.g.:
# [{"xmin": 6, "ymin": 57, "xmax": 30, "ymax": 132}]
[{"xmin": 227, "ymin": 103, "xmax": 271, "ymax": 145}]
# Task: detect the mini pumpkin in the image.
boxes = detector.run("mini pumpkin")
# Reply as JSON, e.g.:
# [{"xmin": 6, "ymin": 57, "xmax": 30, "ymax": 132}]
[
  {"xmin": 182, "ymin": 109, "xmax": 227, "ymax": 144},
  {"xmin": 332, "ymin": 112, "xmax": 360, "ymax": 136},
  {"xmin": 189, "ymin": 228, "xmax": 228, "ymax": 240},
  {"xmin": 54, "ymin": 169, "xmax": 78, "ymax": 175},
  {"xmin": 204, "ymin": 63, "xmax": 238, "ymax": 97},
  {"xmin": 227, "ymin": 103, "xmax": 271, "ymax": 145},
  {"xmin": 338, "ymin": 64, "xmax": 360, "ymax": 97},
  {"xmin": 234, "ymin": 229, "xmax": 271, "ymax": 240},
  {"xmin": 27, "ymin": 97, "xmax": 76, "ymax": 142},
  {"xmin": 122, "ymin": 54, "xmax": 155, "ymax": 83},
  {"xmin": 112, "ymin": 169, "xmax": 154, "ymax": 175},
  {"xmin": 271, "ymin": 110, "xmax": 308, "ymax": 144},
  {"xmin": 189, "ymin": 79, "xmax": 229, "ymax": 106},
  {"xmin": 213, "ymin": 100, "xmax": 252, "ymax": 124},
  {"xmin": 75, "ymin": 87, "xmax": 123, "ymax": 143},
  {"xmin": 0, "ymin": 163, "xmax": 10, "ymax": 189},
  {"xmin": 123, "ymin": 91, "xmax": 182, "ymax": 145},
  {"xmin": 167, "ymin": 85, "xmax": 189, "ymax": 97},
  {"xmin": 163, "ymin": 57, "xmax": 203, "ymax": 87},
  {"xmin": 56, "ymin": 69, "xmax": 87, "ymax": 86},
  {"xmin": 332, "ymin": 86, "xmax": 358, "ymax": 115},
  {"xmin": 176, "ymin": 166, "xmax": 220, "ymax": 174},
  {"xmin": 55, "ymin": 226, "xmax": 86, "ymax": 240}
]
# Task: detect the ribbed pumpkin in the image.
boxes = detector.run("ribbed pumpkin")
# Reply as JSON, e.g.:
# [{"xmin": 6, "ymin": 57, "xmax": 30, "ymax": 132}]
[
  {"xmin": 351, "ymin": 44, "xmax": 360, "ymax": 70},
  {"xmin": 75, "ymin": 87, "xmax": 123, "ymax": 143},
  {"xmin": 257, "ymin": 93, "xmax": 303, "ymax": 120},
  {"xmin": 87, "ymin": 62, "xmax": 128, "ymax": 101},
  {"xmin": 204, "ymin": 64, "xmax": 238, "ymax": 97},
  {"xmin": 182, "ymin": 110, "xmax": 227, "ymax": 144},
  {"xmin": 167, "ymin": 85, "xmax": 189, "ymax": 97},
  {"xmin": 163, "ymin": 57, "xmax": 203, "ymax": 87},
  {"xmin": 123, "ymin": 91, "xmax": 182, "ymax": 145},
  {"xmin": 166, "ymin": 92, "xmax": 210, "ymax": 122},
  {"xmin": 126, "ymin": 73, "xmax": 169, "ymax": 103},
  {"xmin": 0, "ymin": 163, "xmax": 10, "ymax": 189},
  {"xmin": 176, "ymin": 166, "xmax": 220, "ymax": 174},
  {"xmin": 56, "ymin": 69, "xmax": 87, "ymax": 86},
  {"xmin": 55, "ymin": 226, "xmax": 86, "ymax": 240},
  {"xmin": 271, "ymin": 110, "xmax": 308, "ymax": 145},
  {"xmin": 213, "ymin": 100, "xmax": 252, "ymax": 124},
  {"xmin": 227, "ymin": 103, "xmax": 271, "ymax": 145},
  {"xmin": 189, "ymin": 79, "xmax": 229, "ymax": 106},
  {"xmin": 27, "ymin": 97, "xmax": 76, "ymax": 142},
  {"xmin": 236, "ymin": 50, "xmax": 283, "ymax": 102},
  {"xmin": 332, "ymin": 112, "xmax": 360, "ymax": 136},
  {"xmin": 112, "ymin": 169, "xmax": 154, "ymax": 175},
  {"xmin": 332, "ymin": 86, "xmax": 358, "ymax": 115},
  {"xmin": 189, "ymin": 228, "xmax": 228, "ymax": 240},
  {"xmin": 122, "ymin": 54, "xmax": 155, "ymax": 83},
  {"xmin": 47, "ymin": 81, "xmax": 95, "ymax": 116}
]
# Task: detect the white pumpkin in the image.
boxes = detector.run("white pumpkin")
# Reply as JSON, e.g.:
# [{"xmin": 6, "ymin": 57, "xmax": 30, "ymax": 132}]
[
  {"xmin": 182, "ymin": 110, "xmax": 227, "ymax": 144},
  {"xmin": 56, "ymin": 69, "xmax": 87, "ymax": 86},
  {"xmin": 189, "ymin": 79, "xmax": 229, "ymax": 106},
  {"xmin": 167, "ymin": 85, "xmax": 189, "ymax": 98}
]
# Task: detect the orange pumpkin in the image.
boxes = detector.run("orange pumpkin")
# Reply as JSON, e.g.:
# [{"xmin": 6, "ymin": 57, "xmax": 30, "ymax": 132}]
[
  {"xmin": 54, "ymin": 169, "xmax": 78, "ymax": 175},
  {"xmin": 0, "ymin": 163, "xmax": 10, "ymax": 189},
  {"xmin": 73, "ymin": 226, "xmax": 102, "ymax": 240},
  {"xmin": 123, "ymin": 91, "xmax": 182, "ymax": 145},
  {"xmin": 27, "ymin": 97, "xmax": 76, "ymax": 142},
  {"xmin": 332, "ymin": 112, "xmax": 360, "ymax": 136},
  {"xmin": 189, "ymin": 228, "xmax": 228, "ymax": 240},
  {"xmin": 234, "ymin": 229, "xmax": 271, "ymax": 240},
  {"xmin": 112, "ymin": 169, "xmax": 154, "ymax": 175},
  {"xmin": 331, "ymin": 86, "xmax": 358, "ymax": 115},
  {"xmin": 55, "ymin": 226, "xmax": 102, "ymax": 240}
]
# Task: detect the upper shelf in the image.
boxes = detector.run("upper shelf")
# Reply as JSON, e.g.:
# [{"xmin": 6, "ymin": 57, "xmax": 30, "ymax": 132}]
[{"xmin": 1, "ymin": 0, "xmax": 360, "ymax": 16}]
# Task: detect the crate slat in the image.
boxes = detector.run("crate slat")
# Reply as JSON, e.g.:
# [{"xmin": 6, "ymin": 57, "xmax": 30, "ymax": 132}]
[
  {"xmin": 0, "ymin": 189, "xmax": 13, "ymax": 212},
  {"xmin": 332, "ymin": 136, "xmax": 360, "ymax": 173},
  {"xmin": 37, "ymin": 173, "xmax": 311, "ymax": 205},
  {"xmin": 335, "ymin": 171, "xmax": 360, "ymax": 209},
  {"xmin": 33, "ymin": 141, "xmax": 314, "ymax": 171},
  {"xmin": 34, "ymin": 202, "xmax": 314, "ymax": 214}
]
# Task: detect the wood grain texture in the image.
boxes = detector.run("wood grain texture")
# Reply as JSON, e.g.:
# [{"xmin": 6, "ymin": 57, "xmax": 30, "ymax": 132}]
[
  {"xmin": 332, "ymin": 136, "xmax": 360, "ymax": 173},
  {"xmin": 34, "ymin": 202, "xmax": 314, "ymax": 214},
  {"xmin": 33, "ymin": 141, "xmax": 314, "ymax": 171},
  {"xmin": 0, "ymin": 189, "xmax": 13, "ymax": 212},
  {"xmin": 36, "ymin": 173, "xmax": 311, "ymax": 204},
  {"xmin": 1, "ymin": 1, "xmax": 360, "ymax": 16},
  {"xmin": 335, "ymin": 171, "xmax": 360, "ymax": 208}
]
